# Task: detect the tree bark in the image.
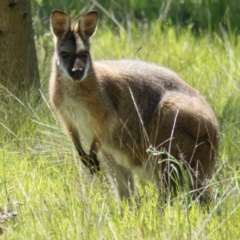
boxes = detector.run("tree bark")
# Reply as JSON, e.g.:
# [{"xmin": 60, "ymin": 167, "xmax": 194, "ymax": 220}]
[{"xmin": 0, "ymin": 0, "xmax": 40, "ymax": 98}]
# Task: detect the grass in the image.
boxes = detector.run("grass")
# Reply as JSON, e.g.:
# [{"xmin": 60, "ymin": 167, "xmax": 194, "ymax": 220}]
[{"xmin": 0, "ymin": 16, "xmax": 240, "ymax": 239}]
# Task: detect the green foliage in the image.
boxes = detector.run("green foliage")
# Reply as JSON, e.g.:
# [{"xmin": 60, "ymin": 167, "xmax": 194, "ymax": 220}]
[
  {"xmin": 32, "ymin": 0, "xmax": 240, "ymax": 35},
  {"xmin": 1, "ymin": 3, "xmax": 240, "ymax": 239}
]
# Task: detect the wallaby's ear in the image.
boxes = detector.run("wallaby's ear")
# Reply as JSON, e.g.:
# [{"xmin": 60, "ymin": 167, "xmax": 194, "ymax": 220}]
[
  {"xmin": 78, "ymin": 11, "xmax": 98, "ymax": 40},
  {"xmin": 51, "ymin": 10, "xmax": 71, "ymax": 38}
]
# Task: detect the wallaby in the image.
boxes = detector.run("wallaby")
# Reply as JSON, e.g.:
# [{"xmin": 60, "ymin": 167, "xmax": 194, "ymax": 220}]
[{"xmin": 49, "ymin": 10, "xmax": 218, "ymax": 203}]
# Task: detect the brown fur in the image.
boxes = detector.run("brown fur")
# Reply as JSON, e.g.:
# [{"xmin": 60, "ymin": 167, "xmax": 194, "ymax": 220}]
[{"xmin": 49, "ymin": 10, "xmax": 218, "ymax": 203}]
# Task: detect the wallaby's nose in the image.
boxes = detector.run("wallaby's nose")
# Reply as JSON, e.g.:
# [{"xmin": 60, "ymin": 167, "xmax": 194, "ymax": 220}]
[{"xmin": 72, "ymin": 57, "xmax": 84, "ymax": 72}]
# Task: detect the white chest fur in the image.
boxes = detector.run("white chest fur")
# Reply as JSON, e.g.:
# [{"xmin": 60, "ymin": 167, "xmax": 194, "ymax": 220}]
[{"xmin": 59, "ymin": 95, "xmax": 94, "ymax": 150}]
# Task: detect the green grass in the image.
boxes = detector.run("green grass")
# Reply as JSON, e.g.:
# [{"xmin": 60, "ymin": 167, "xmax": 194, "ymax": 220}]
[{"xmin": 1, "ymin": 18, "xmax": 240, "ymax": 239}]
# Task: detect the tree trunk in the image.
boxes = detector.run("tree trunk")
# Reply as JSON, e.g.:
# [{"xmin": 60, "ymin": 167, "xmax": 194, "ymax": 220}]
[{"xmin": 0, "ymin": 0, "xmax": 40, "ymax": 98}]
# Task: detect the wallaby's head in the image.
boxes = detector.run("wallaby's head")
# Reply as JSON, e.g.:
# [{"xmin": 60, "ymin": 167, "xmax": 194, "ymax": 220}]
[{"xmin": 50, "ymin": 10, "xmax": 98, "ymax": 81}]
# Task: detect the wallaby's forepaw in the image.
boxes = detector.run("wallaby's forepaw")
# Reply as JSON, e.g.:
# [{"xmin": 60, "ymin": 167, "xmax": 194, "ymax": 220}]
[{"xmin": 85, "ymin": 155, "xmax": 100, "ymax": 175}]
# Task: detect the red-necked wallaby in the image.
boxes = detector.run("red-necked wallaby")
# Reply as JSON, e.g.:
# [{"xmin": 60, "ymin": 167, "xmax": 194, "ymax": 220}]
[{"xmin": 50, "ymin": 10, "xmax": 218, "ymax": 203}]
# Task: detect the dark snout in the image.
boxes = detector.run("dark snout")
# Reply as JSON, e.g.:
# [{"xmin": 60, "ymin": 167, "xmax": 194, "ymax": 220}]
[
  {"xmin": 72, "ymin": 57, "xmax": 84, "ymax": 72},
  {"xmin": 70, "ymin": 57, "xmax": 85, "ymax": 80}
]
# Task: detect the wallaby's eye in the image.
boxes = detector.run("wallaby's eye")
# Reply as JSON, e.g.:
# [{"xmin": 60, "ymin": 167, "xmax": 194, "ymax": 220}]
[
  {"xmin": 60, "ymin": 51, "xmax": 69, "ymax": 59},
  {"xmin": 82, "ymin": 51, "xmax": 89, "ymax": 58}
]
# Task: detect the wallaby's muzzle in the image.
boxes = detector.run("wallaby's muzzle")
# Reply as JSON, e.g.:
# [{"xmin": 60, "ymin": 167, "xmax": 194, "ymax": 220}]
[
  {"xmin": 72, "ymin": 57, "xmax": 84, "ymax": 72},
  {"xmin": 70, "ymin": 57, "xmax": 85, "ymax": 80}
]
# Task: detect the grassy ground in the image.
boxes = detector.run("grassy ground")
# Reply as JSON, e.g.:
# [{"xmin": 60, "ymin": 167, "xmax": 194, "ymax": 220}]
[{"xmin": 1, "ymin": 17, "xmax": 240, "ymax": 239}]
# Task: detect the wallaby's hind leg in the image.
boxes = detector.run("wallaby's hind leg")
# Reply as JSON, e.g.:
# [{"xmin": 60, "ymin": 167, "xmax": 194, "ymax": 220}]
[
  {"xmin": 101, "ymin": 153, "xmax": 135, "ymax": 202},
  {"xmin": 150, "ymin": 92, "xmax": 218, "ymax": 203}
]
